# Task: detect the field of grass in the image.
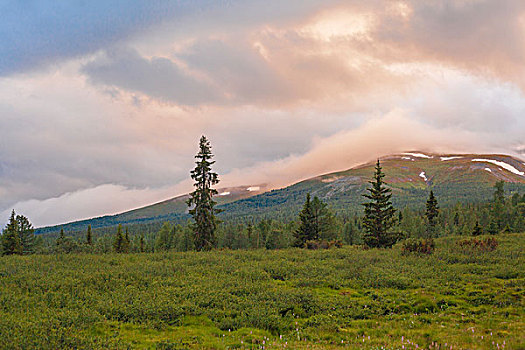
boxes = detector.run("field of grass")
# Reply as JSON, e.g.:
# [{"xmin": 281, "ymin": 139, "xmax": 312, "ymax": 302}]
[{"xmin": 0, "ymin": 233, "xmax": 523, "ymax": 349}]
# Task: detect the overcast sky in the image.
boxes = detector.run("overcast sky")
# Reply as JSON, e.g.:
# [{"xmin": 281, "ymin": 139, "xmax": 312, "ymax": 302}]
[{"xmin": 1, "ymin": 0, "xmax": 525, "ymax": 227}]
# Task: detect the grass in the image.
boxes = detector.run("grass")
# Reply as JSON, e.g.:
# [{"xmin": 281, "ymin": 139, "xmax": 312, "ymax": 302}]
[{"xmin": 0, "ymin": 233, "xmax": 523, "ymax": 349}]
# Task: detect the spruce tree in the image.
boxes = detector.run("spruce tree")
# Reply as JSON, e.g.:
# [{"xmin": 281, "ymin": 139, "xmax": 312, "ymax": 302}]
[
  {"xmin": 425, "ymin": 191, "xmax": 439, "ymax": 237},
  {"xmin": 113, "ymin": 224, "xmax": 124, "ymax": 253},
  {"xmin": 492, "ymin": 181, "xmax": 505, "ymax": 230},
  {"xmin": 86, "ymin": 225, "xmax": 93, "ymax": 245},
  {"xmin": 122, "ymin": 227, "xmax": 130, "ymax": 253},
  {"xmin": 155, "ymin": 222, "xmax": 173, "ymax": 251},
  {"xmin": 293, "ymin": 193, "xmax": 316, "ymax": 247},
  {"xmin": 139, "ymin": 234, "xmax": 145, "ymax": 253},
  {"xmin": 15, "ymin": 214, "xmax": 35, "ymax": 255},
  {"xmin": 362, "ymin": 160, "xmax": 397, "ymax": 248},
  {"xmin": 1, "ymin": 210, "xmax": 22, "ymax": 255},
  {"xmin": 57, "ymin": 228, "xmax": 65, "ymax": 247},
  {"xmin": 187, "ymin": 135, "xmax": 221, "ymax": 251}
]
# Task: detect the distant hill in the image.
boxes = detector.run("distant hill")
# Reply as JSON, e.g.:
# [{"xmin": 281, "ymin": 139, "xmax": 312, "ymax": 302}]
[{"xmin": 36, "ymin": 152, "xmax": 525, "ymax": 235}]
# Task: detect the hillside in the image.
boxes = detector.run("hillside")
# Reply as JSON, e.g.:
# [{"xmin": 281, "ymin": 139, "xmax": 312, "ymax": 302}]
[
  {"xmin": 220, "ymin": 152, "xmax": 525, "ymax": 219},
  {"xmin": 36, "ymin": 152, "xmax": 525, "ymax": 235}
]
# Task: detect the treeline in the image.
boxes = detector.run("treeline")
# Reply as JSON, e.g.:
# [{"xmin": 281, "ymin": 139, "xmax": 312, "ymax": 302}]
[{"xmin": 3, "ymin": 182, "xmax": 522, "ymax": 256}]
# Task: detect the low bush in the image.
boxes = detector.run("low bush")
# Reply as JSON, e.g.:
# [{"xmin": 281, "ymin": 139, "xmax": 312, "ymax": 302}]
[
  {"xmin": 401, "ymin": 238, "xmax": 435, "ymax": 255},
  {"xmin": 457, "ymin": 237, "xmax": 498, "ymax": 251},
  {"xmin": 305, "ymin": 240, "xmax": 343, "ymax": 250}
]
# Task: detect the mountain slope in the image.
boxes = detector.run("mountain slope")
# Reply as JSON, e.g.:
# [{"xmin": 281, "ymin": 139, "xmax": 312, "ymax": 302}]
[
  {"xmin": 219, "ymin": 152, "xmax": 525, "ymax": 219},
  {"xmin": 36, "ymin": 152, "xmax": 525, "ymax": 235}
]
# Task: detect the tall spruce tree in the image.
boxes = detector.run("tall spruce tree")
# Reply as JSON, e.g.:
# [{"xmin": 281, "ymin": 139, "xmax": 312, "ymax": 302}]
[
  {"xmin": 362, "ymin": 160, "xmax": 398, "ymax": 248},
  {"xmin": 187, "ymin": 136, "xmax": 221, "ymax": 251},
  {"xmin": 1, "ymin": 210, "xmax": 22, "ymax": 255},
  {"xmin": 86, "ymin": 225, "xmax": 93, "ymax": 245},
  {"xmin": 425, "ymin": 191, "xmax": 439, "ymax": 237}
]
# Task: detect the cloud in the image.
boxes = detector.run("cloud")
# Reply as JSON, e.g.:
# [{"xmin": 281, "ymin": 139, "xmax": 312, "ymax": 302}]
[
  {"xmin": 82, "ymin": 47, "xmax": 223, "ymax": 106},
  {"xmin": 1, "ymin": 183, "xmax": 184, "ymax": 228},
  {"xmin": 1, "ymin": 0, "xmax": 525, "ymax": 227}
]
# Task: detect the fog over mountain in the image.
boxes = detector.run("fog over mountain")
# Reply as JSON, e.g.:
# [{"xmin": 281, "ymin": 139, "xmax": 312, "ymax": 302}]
[{"xmin": 1, "ymin": 0, "xmax": 525, "ymax": 226}]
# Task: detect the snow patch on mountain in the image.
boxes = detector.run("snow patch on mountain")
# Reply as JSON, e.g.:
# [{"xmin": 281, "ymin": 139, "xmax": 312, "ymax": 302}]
[
  {"xmin": 219, "ymin": 191, "xmax": 231, "ymax": 196},
  {"xmin": 419, "ymin": 172, "xmax": 428, "ymax": 181},
  {"xmin": 404, "ymin": 153, "xmax": 432, "ymax": 159},
  {"xmin": 485, "ymin": 168, "xmax": 492, "ymax": 173},
  {"xmin": 247, "ymin": 186, "xmax": 260, "ymax": 192},
  {"xmin": 472, "ymin": 159, "xmax": 524, "ymax": 176},
  {"xmin": 441, "ymin": 156, "xmax": 463, "ymax": 161}
]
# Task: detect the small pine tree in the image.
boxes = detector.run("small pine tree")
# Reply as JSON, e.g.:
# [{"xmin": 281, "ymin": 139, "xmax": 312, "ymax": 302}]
[
  {"xmin": 57, "ymin": 228, "xmax": 65, "ymax": 246},
  {"xmin": 362, "ymin": 160, "xmax": 398, "ymax": 248},
  {"xmin": 122, "ymin": 227, "xmax": 130, "ymax": 253},
  {"xmin": 343, "ymin": 221, "xmax": 356, "ymax": 245},
  {"xmin": 139, "ymin": 234, "xmax": 145, "ymax": 253},
  {"xmin": 425, "ymin": 191, "xmax": 439, "ymax": 237},
  {"xmin": 86, "ymin": 225, "xmax": 93, "ymax": 245},
  {"xmin": 113, "ymin": 224, "xmax": 124, "ymax": 253},
  {"xmin": 1, "ymin": 210, "xmax": 23, "ymax": 255}
]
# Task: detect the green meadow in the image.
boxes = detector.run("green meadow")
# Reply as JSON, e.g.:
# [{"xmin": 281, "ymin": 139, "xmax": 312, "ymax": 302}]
[{"xmin": 0, "ymin": 233, "xmax": 523, "ymax": 349}]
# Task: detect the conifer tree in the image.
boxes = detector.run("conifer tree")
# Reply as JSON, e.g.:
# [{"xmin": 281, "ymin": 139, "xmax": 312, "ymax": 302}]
[
  {"xmin": 86, "ymin": 225, "xmax": 93, "ymax": 245},
  {"xmin": 362, "ymin": 160, "xmax": 398, "ymax": 248},
  {"xmin": 425, "ymin": 191, "xmax": 439, "ymax": 237},
  {"xmin": 57, "ymin": 228, "xmax": 65, "ymax": 247},
  {"xmin": 113, "ymin": 224, "xmax": 124, "ymax": 253},
  {"xmin": 492, "ymin": 181, "xmax": 505, "ymax": 230},
  {"xmin": 122, "ymin": 227, "xmax": 130, "ymax": 253},
  {"xmin": 155, "ymin": 222, "xmax": 173, "ymax": 251},
  {"xmin": 293, "ymin": 193, "xmax": 316, "ymax": 247},
  {"xmin": 15, "ymin": 214, "xmax": 35, "ymax": 255},
  {"xmin": 1, "ymin": 210, "xmax": 22, "ymax": 255},
  {"xmin": 139, "ymin": 234, "xmax": 145, "ymax": 253},
  {"xmin": 187, "ymin": 136, "xmax": 221, "ymax": 251}
]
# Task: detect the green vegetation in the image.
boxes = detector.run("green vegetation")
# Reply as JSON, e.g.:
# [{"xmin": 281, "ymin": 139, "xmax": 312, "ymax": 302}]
[
  {"xmin": 0, "ymin": 233, "xmax": 523, "ymax": 349},
  {"xmin": 1, "ymin": 210, "xmax": 35, "ymax": 255},
  {"xmin": 187, "ymin": 135, "xmax": 221, "ymax": 251},
  {"xmin": 362, "ymin": 160, "xmax": 398, "ymax": 248}
]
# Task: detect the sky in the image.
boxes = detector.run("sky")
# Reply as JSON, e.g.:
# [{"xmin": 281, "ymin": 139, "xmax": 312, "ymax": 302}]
[{"xmin": 1, "ymin": 0, "xmax": 525, "ymax": 227}]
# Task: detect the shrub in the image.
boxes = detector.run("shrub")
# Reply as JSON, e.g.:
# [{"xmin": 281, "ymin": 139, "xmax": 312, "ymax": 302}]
[
  {"xmin": 305, "ymin": 240, "xmax": 343, "ymax": 250},
  {"xmin": 401, "ymin": 238, "xmax": 435, "ymax": 255},
  {"xmin": 457, "ymin": 237, "xmax": 498, "ymax": 251}
]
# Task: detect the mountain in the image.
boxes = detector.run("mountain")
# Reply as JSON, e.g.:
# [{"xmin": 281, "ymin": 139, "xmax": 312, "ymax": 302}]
[
  {"xmin": 36, "ymin": 152, "xmax": 525, "ymax": 235},
  {"xmin": 35, "ymin": 184, "xmax": 268, "ymax": 235},
  {"xmin": 220, "ymin": 152, "xmax": 525, "ymax": 220}
]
